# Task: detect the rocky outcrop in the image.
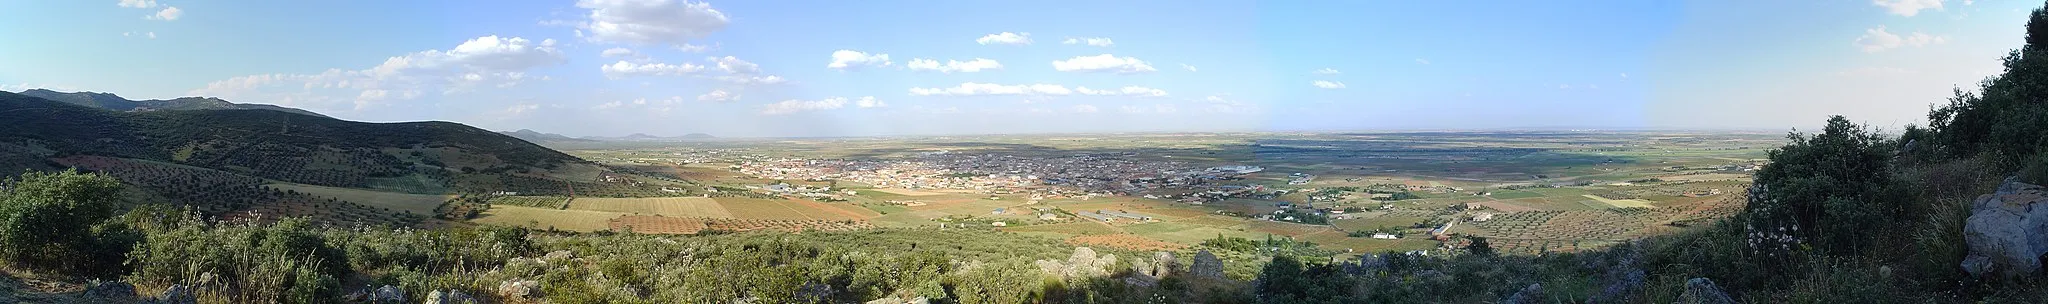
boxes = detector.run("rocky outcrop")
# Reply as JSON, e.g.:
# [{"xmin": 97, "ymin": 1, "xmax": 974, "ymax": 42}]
[
  {"xmin": 499, "ymin": 279, "xmax": 542, "ymax": 300},
  {"xmin": 1035, "ymin": 247, "xmax": 1119, "ymax": 279},
  {"xmin": 1961, "ymin": 177, "xmax": 2048, "ymax": 278},
  {"xmin": 371, "ymin": 285, "xmax": 406, "ymax": 303},
  {"xmin": 424, "ymin": 290, "xmax": 478, "ymax": 304},
  {"xmin": 1503, "ymin": 283, "xmax": 1542, "ymax": 304},
  {"xmin": 156, "ymin": 284, "xmax": 196, "ymax": 304},
  {"xmin": 1190, "ymin": 250, "xmax": 1225, "ymax": 280},
  {"xmin": 1675, "ymin": 278, "xmax": 1736, "ymax": 304}
]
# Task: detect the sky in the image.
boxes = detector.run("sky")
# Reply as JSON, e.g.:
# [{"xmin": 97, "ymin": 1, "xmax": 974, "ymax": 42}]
[{"xmin": 0, "ymin": 0, "xmax": 2035, "ymax": 137}]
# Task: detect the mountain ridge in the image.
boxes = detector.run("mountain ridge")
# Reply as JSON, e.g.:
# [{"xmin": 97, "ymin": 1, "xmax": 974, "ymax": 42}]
[{"xmin": 15, "ymin": 88, "xmax": 330, "ymax": 118}]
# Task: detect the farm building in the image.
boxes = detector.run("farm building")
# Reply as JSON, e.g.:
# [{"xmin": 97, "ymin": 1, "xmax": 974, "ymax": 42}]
[
  {"xmin": 1472, "ymin": 213, "xmax": 1494, "ymax": 222},
  {"xmin": 1371, "ymin": 233, "xmax": 1398, "ymax": 240}
]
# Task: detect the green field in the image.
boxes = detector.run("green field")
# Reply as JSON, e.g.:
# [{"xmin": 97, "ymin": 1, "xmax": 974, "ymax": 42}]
[{"xmin": 266, "ymin": 183, "xmax": 449, "ymax": 215}]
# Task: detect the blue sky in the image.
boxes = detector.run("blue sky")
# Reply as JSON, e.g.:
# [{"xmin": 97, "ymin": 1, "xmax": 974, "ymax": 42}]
[{"xmin": 0, "ymin": 0, "xmax": 2034, "ymax": 137}]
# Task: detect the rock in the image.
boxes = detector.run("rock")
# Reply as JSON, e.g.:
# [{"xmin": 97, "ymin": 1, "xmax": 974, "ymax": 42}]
[
  {"xmin": 545, "ymin": 250, "xmax": 575, "ymax": 260},
  {"xmin": 1961, "ymin": 177, "xmax": 2048, "ymax": 278},
  {"xmin": 1675, "ymin": 278, "xmax": 1736, "ymax": 304},
  {"xmin": 1152, "ymin": 251, "xmax": 1179, "ymax": 277},
  {"xmin": 424, "ymin": 290, "xmax": 478, "ymax": 304},
  {"xmin": 1503, "ymin": 283, "xmax": 1542, "ymax": 304},
  {"xmin": 157, "ymin": 284, "xmax": 196, "ymax": 304},
  {"xmin": 499, "ymin": 279, "xmax": 542, "ymax": 300},
  {"xmin": 1190, "ymin": 250, "xmax": 1225, "ymax": 279},
  {"xmin": 84, "ymin": 280, "xmax": 137, "ymax": 300},
  {"xmin": 371, "ymin": 285, "xmax": 406, "ymax": 303}
]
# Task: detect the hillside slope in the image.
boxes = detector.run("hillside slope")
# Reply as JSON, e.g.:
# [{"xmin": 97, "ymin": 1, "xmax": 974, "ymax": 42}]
[
  {"xmin": 15, "ymin": 88, "xmax": 329, "ymax": 118},
  {"xmin": 0, "ymin": 91, "xmax": 595, "ymax": 193}
]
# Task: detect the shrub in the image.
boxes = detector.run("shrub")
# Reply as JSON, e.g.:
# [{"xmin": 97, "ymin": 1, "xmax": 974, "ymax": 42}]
[{"xmin": 0, "ymin": 169, "xmax": 126, "ymax": 274}]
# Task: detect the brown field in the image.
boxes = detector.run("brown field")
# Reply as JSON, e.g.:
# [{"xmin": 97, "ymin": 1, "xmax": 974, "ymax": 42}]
[
  {"xmin": 569, "ymin": 197, "xmax": 734, "ymax": 218},
  {"xmin": 608, "ymin": 215, "xmax": 707, "ymax": 234},
  {"xmin": 1469, "ymin": 201, "xmax": 1542, "ymax": 213},
  {"xmin": 1067, "ymin": 234, "xmax": 1188, "ymax": 251},
  {"xmin": 266, "ymin": 183, "xmax": 449, "ymax": 215},
  {"xmin": 470, "ymin": 205, "xmax": 625, "ymax": 232}
]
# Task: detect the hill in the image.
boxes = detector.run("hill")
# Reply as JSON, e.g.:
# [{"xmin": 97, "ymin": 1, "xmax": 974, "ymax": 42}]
[
  {"xmin": 15, "ymin": 88, "xmax": 329, "ymax": 118},
  {"xmin": 0, "ymin": 90, "xmax": 597, "ymax": 194},
  {"xmin": 499, "ymin": 129, "xmax": 595, "ymax": 143}
]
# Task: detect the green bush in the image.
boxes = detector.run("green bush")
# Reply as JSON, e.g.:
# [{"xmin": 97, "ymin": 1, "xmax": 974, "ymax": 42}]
[{"xmin": 0, "ymin": 169, "xmax": 126, "ymax": 274}]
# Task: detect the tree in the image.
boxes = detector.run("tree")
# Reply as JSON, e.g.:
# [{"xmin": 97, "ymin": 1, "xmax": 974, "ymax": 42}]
[
  {"xmin": 1746, "ymin": 116, "xmax": 1902, "ymax": 256},
  {"xmin": 0, "ymin": 169, "xmax": 126, "ymax": 273},
  {"xmin": 1465, "ymin": 236, "xmax": 1495, "ymax": 257}
]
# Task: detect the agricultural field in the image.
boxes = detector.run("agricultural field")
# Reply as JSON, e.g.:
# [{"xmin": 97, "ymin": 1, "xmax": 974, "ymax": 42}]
[
  {"xmin": 568, "ymin": 197, "xmax": 733, "ymax": 218},
  {"xmin": 266, "ymin": 183, "xmax": 450, "ymax": 215},
  {"xmin": 509, "ymin": 131, "xmax": 1778, "ymax": 255}
]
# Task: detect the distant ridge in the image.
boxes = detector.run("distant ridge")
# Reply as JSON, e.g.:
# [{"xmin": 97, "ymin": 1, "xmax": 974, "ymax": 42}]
[
  {"xmin": 499, "ymin": 129, "xmax": 596, "ymax": 142},
  {"xmin": 582, "ymin": 133, "xmax": 719, "ymax": 142},
  {"xmin": 15, "ymin": 88, "xmax": 329, "ymax": 118}
]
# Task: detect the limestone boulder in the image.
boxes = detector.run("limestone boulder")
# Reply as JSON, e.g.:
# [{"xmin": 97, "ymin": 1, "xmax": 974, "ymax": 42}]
[{"xmin": 1961, "ymin": 177, "xmax": 2048, "ymax": 278}]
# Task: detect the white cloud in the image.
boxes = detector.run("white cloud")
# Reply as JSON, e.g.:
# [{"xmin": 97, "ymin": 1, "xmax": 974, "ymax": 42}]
[
  {"xmin": 146, "ymin": 32, "xmax": 156, "ymax": 39},
  {"xmin": 600, "ymin": 47, "xmax": 641, "ymax": 58},
  {"xmin": 118, "ymin": 0, "xmax": 157, "ymax": 8},
  {"xmin": 908, "ymin": 83, "xmax": 1165, "ymax": 97},
  {"xmin": 146, "ymin": 6, "xmax": 181, "ymax": 21},
  {"xmin": 674, "ymin": 43, "xmax": 713, "ymax": 53},
  {"xmin": 1415, "ymin": 58, "xmax": 1431, "ymax": 65},
  {"xmin": 711, "ymin": 56, "xmax": 759, "ymax": 74},
  {"xmin": 697, "ymin": 89, "xmax": 739, "ymax": 102},
  {"xmin": 1855, "ymin": 26, "xmax": 1946, "ymax": 52},
  {"xmin": 189, "ymin": 35, "xmax": 565, "ymax": 110},
  {"xmin": 1075, "ymin": 86, "xmax": 1168, "ymax": 97},
  {"xmin": 761, "ymin": 96, "xmax": 877, "ymax": 114},
  {"xmin": 1559, "ymin": 84, "xmax": 1573, "ymax": 89},
  {"xmin": 1062, "ymin": 37, "xmax": 1114, "ymax": 47},
  {"xmin": 1052, "ymin": 54, "xmax": 1156, "ymax": 73},
  {"xmin": 1620, "ymin": 73, "xmax": 1630, "ymax": 78},
  {"xmin": 1312, "ymin": 80, "xmax": 1346, "ymax": 89},
  {"xmin": 855, "ymin": 96, "xmax": 885, "ymax": 108},
  {"xmin": 1312, "ymin": 68, "xmax": 1341, "ymax": 75},
  {"xmin": 1873, "ymin": 0, "xmax": 1943, "ymax": 17},
  {"xmin": 601, "ymin": 60, "xmax": 704, "ymax": 78},
  {"xmin": 976, "ymin": 32, "xmax": 1032, "ymax": 45},
  {"xmin": 577, "ymin": 0, "xmax": 729, "ymax": 46},
  {"xmin": 1071, "ymin": 105, "xmax": 1100, "ymax": 113},
  {"xmin": 1181, "ymin": 64, "xmax": 1198, "ymax": 72},
  {"xmin": 906, "ymin": 58, "xmax": 1002, "ymax": 73},
  {"xmin": 716, "ymin": 75, "xmax": 786, "ymax": 85},
  {"xmin": 827, "ymin": 50, "xmax": 893, "ymax": 70},
  {"xmin": 909, "ymin": 83, "xmax": 1074, "ymax": 96},
  {"xmin": 504, "ymin": 104, "xmax": 541, "ymax": 115}
]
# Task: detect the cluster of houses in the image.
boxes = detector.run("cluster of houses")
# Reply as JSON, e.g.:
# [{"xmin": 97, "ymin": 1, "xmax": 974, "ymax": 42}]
[
  {"xmin": 735, "ymin": 151, "xmax": 1270, "ymax": 198},
  {"xmin": 1075, "ymin": 210, "xmax": 1155, "ymax": 223}
]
